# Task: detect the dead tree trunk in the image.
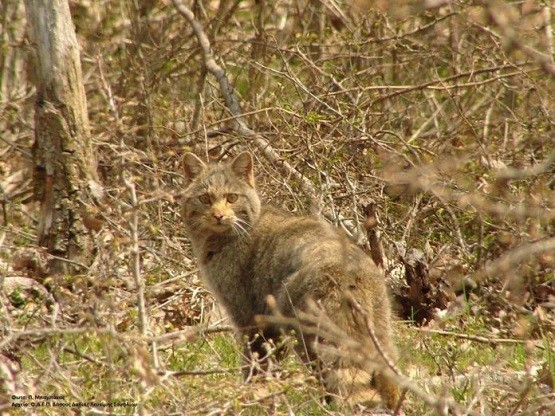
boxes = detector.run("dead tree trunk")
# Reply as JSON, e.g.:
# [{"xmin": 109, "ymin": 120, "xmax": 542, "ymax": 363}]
[{"xmin": 24, "ymin": 0, "xmax": 101, "ymax": 274}]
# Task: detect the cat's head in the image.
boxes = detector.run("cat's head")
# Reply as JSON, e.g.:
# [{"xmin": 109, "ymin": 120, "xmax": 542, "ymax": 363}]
[{"xmin": 182, "ymin": 152, "xmax": 261, "ymax": 236}]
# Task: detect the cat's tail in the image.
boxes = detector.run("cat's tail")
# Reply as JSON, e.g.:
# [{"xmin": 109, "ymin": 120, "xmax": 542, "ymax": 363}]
[
  {"xmin": 304, "ymin": 284, "xmax": 400, "ymax": 411},
  {"xmin": 279, "ymin": 266, "xmax": 400, "ymax": 410}
]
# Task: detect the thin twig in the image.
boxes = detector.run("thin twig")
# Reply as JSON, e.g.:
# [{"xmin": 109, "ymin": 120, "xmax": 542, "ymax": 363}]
[
  {"xmin": 123, "ymin": 177, "xmax": 148, "ymax": 339},
  {"xmin": 145, "ymin": 325, "xmax": 233, "ymax": 344},
  {"xmin": 473, "ymin": 237, "xmax": 555, "ymax": 285},
  {"xmin": 481, "ymin": 0, "xmax": 555, "ymax": 77},
  {"xmin": 0, "ymin": 327, "xmax": 120, "ymax": 350},
  {"xmin": 413, "ymin": 327, "xmax": 544, "ymax": 348},
  {"xmin": 123, "ymin": 176, "xmax": 160, "ymax": 371}
]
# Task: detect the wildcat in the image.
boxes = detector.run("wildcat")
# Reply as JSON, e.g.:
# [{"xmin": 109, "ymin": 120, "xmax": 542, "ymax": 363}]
[{"xmin": 181, "ymin": 151, "xmax": 400, "ymax": 410}]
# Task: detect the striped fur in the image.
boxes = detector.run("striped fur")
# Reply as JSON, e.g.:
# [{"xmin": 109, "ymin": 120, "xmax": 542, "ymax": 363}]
[{"xmin": 182, "ymin": 152, "xmax": 399, "ymax": 411}]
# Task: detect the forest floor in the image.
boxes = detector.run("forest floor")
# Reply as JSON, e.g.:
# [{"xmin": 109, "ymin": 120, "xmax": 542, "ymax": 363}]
[{"xmin": 1, "ymin": 184, "xmax": 553, "ymax": 415}]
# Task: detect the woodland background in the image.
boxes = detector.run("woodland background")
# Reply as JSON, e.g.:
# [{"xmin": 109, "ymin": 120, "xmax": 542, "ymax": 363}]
[{"xmin": 1, "ymin": 0, "xmax": 554, "ymax": 414}]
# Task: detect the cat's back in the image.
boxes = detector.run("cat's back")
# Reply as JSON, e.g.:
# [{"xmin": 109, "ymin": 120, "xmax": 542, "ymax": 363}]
[
  {"xmin": 252, "ymin": 205, "xmax": 379, "ymax": 278},
  {"xmin": 254, "ymin": 205, "xmax": 338, "ymax": 247}
]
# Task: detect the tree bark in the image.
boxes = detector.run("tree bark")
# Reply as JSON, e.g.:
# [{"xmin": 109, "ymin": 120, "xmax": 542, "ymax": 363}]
[{"xmin": 24, "ymin": 0, "xmax": 100, "ymax": 274}]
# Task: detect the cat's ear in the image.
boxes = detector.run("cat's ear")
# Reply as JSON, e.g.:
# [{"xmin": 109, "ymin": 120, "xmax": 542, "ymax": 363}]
[
  {"xmin": 183, "ymin": 153, "xmax": 206, "ymax": 184},
  {"xmin": 231, "ymin": 152, "xmax": 255, "ymax": 188}
]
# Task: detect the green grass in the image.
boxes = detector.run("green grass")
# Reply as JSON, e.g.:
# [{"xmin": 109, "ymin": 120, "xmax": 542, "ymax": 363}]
[{"xmin": 4, "ymin": 307, "xmax": 551, "ymax": 416}]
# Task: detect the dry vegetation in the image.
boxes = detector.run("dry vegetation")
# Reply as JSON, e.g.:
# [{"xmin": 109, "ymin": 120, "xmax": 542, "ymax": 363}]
[{"xmin": 1, "ymin": 0, "xmax": 554, "ymax": 414}]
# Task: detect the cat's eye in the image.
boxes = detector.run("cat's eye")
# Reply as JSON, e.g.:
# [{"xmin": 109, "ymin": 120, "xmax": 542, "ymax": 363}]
[
  {"xmin": 198, "ymin": 194, "xmax": 211, "ymax": 204},
  {"xmin": 227, "ymin": 193, "xmax": 238, "ymax": 203}
]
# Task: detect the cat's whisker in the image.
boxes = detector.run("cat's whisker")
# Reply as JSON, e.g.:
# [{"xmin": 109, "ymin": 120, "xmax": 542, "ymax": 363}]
[
  {"xmin": 188, "ymin": 217, "xmax": 212, "ymax": 235},
  {"xmin": 232, "ymin": 218, "xmax": 252, "ymax": 239},
  {"xmin": 235, "ymin": 217, "xmax": 252, "ymax": 230},
  {"xmin": 233, "ymin": 223, "xmax": 248, "ymax": 237},
  {"xmin": 187, "ymin": 218, "xmax": 204, "ymax": 232}
]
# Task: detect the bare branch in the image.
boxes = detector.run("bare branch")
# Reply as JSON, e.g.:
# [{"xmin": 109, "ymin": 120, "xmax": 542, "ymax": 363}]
[
  {"xmin": 414, "ymin": 327, "xmax": 543, "ymax": 348},
  {"xmin": 473, "ymin": 237, "xmax": 555, "ymax": 285},
  {"xmin": 480, "ymin": 0, "xmax": 555, "ymax": 77},
  {"xmin": 171, "ymin": 0, "xmax": 319, "ymax": 201}
]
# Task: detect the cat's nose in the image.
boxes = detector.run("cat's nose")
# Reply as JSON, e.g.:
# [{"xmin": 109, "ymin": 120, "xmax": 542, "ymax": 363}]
[{"xmin": 212, "ymin": 212, "xmax": 224, "ymax": 222}]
